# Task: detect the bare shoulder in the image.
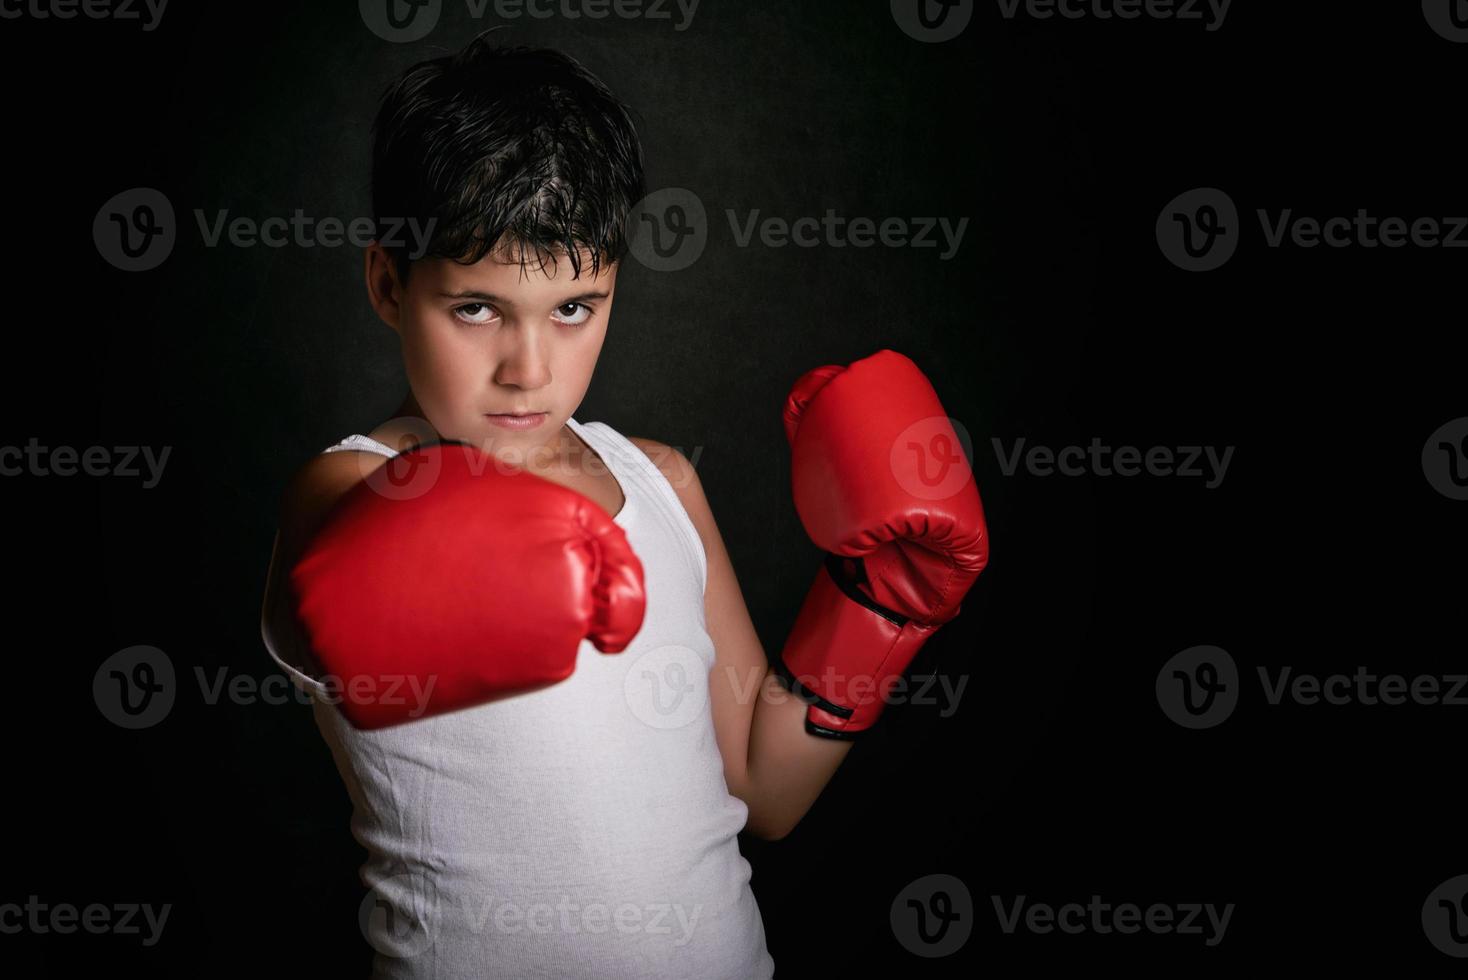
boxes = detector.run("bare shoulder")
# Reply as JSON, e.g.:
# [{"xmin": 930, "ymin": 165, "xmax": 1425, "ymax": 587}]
[
  {"xmin": 277, "ymin": 449, "xmax": 393, "ymax": 563},
  {"xmin": 626, "ymin": 436, "xmax": 703, "ymax": 501},
  {"xmin": 264, "ymin": 448, "xmax": 396, "ymax": 657}
]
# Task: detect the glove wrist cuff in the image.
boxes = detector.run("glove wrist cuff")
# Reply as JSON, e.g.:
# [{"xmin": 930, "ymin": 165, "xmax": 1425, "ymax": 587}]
[{"xmin": 775, "ymin": 557, "xmax": 935, "ymax": 739}]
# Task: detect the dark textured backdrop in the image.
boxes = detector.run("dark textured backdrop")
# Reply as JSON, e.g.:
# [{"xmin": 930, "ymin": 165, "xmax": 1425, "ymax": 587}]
[{"xmin": 5, "ymin": 1, "xmax": 1465, "ymax": 975}]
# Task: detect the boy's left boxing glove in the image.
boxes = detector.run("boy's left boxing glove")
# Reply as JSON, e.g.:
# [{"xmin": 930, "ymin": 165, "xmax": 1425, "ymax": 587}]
[{"xmin": 776, "ymin": 349, "xmax": 989, "ymax": 739}]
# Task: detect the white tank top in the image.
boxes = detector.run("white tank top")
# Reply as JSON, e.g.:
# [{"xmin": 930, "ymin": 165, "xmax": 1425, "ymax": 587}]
[{"xmin": 259, "ymin": 417, "xmax": 774, "ymax": 979}]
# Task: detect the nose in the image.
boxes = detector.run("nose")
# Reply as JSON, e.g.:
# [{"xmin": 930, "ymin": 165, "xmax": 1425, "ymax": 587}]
[{"xmin": 492, "ymin": 322, "xmax": 553, "ymax": 392}]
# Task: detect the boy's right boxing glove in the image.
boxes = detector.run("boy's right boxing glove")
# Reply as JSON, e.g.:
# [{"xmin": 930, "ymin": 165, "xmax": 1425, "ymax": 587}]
[{"xmin": 290, "ymin": 440, "xmax": 646, "ymax": 730}]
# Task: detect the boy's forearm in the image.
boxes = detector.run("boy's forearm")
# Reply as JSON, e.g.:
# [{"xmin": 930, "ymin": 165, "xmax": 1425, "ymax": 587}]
[{"xmin": 736, "ymin": 665, "xmax": 854, "ymax": 841}]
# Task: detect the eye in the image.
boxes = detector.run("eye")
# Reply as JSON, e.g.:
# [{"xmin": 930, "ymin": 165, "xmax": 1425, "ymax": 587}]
[
  {"xmin": 553, "ymin": 302, "xmax": 593, "ymax": 327},
  {"xmin": 453, "ymin": 303, "xmax": 499, "ymax": 326}
]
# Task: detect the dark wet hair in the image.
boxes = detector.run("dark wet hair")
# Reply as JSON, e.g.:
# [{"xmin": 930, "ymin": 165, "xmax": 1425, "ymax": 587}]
[{"xmin": 371, "ymin": 33, "xmax": 646, "ymax": 283}]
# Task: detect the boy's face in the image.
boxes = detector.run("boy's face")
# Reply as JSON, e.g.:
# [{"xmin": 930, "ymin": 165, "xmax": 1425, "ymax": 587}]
[{"xmin": 367, "ymin": 240, "xmax": 617, "ymax": 468}]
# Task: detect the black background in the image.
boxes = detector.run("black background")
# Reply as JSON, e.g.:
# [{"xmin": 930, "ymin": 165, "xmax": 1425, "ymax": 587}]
[{"xmin": 3, "ymin": 0, "xmax": 1464, "ymax": 974}]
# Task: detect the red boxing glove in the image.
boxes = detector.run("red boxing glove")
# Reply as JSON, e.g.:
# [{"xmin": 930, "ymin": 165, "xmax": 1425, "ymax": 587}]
[
  {"xmin": 290, "ymin": 441, "xmax": 645, "ymax": 729},
  {"xmin": 776, "ymin": 349, "xmax": 989, "ymax": 738}
]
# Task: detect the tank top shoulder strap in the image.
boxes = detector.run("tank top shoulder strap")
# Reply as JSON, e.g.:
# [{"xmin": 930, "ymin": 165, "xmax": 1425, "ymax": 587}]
[
  {"xmin": 567, "ymin": 417, "xmax": 708, "ymax": 597},
  {"xmin": 321, "ymin": 434, "xmax": 399, "ymax": 458}
]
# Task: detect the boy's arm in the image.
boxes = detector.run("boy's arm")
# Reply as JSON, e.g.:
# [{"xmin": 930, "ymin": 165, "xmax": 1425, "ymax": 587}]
[
  {"xmin": 264, "ymin": 451, "xmax": 392, "ymax": 675},
  {"xmin": 630, "ymin": 437, "xmax": 853, "ymax": 842}
]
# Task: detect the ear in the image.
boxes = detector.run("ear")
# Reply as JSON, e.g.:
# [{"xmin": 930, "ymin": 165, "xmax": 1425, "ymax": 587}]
[{"xmin": 364, "ymin": 241, "xmax": 404, "ymax": 333}]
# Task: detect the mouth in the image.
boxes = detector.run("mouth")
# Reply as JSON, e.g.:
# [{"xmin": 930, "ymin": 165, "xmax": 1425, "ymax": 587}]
[{"xmin": 484, "ymin": 411, "xmax": 548, "ymax": 429}]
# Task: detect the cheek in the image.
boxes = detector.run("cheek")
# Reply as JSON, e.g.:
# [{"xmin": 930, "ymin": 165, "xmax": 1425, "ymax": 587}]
[
  {"xmin": 571, "ymin": 323, "xmax": 608, "ymax": 370},
  {"xmin": 403, "ymin": 315, "xmax": 480, "ymax": 396}
]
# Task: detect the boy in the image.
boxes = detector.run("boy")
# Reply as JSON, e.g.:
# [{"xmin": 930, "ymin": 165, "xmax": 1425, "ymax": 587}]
[
  {"xmin": 261, "ymin": 35, "xmax": 985, "ymax": 979},
  {"xmin": 261, "ymin": 37, "xmax": 814, "ymax": 979}
]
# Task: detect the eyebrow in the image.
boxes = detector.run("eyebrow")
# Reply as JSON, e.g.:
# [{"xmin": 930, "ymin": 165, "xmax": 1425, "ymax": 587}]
[{"xmin": 437, "ymin": 289, "xmax": 610, "ymax": 307}]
